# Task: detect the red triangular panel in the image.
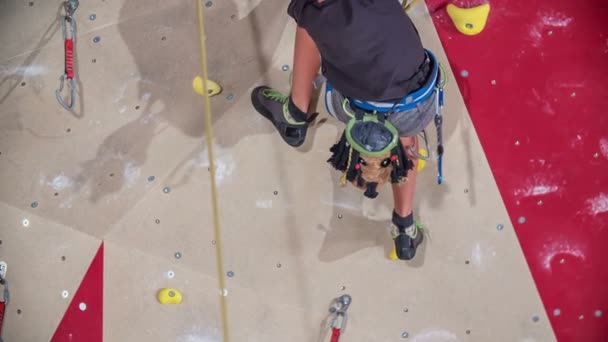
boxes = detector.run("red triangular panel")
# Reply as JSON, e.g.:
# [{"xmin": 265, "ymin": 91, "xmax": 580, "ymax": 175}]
[{"xmin": 51, "ymin": 242, "xmax": 103, "ymax": 342}]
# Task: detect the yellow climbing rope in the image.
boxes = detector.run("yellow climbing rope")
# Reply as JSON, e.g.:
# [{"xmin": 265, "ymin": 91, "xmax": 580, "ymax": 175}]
[{"xmin": 195, "ymin": 1, "xmax": 230, "ymax": 341}]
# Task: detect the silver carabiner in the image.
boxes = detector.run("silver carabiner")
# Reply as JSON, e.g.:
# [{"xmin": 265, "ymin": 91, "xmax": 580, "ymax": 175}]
[
  {"xmin": 64, "ymin": 0, "xmax": 79, "ymax": 18},
  {"xmin": 56, "ymin": 75, "xmax": 76, "ymax": 111},
  {"xmin": 408, "ymin": 130, "xmax": 432, "ymax": 161},
  {"xmin": 330, "ymin": 294, "xmax": 352, "ymax": 330}
]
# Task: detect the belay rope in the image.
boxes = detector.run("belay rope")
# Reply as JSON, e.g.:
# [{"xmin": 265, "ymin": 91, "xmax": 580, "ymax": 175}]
[
  {"xmin": 56, "ymin": 0, "xmax": 79, "ymax": 111},
  {"xmin": 195, "ymin": 1, "xmax": 231, "ymax": 341}
]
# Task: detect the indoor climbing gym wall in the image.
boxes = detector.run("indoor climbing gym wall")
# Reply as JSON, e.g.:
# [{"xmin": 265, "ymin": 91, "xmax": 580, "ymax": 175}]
[{"xmin": 0, "ymin": 0, "xmax": 605, "ymax": 341}]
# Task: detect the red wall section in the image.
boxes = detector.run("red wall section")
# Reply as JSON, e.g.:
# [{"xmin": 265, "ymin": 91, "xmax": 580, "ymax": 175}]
[
  {"xmin": 51, "ymin": 243, "xmax": 103, "ymax": 342},
  {"xmin": 426, "ymin": 0, "xmax": 608, "ymax": 340}
]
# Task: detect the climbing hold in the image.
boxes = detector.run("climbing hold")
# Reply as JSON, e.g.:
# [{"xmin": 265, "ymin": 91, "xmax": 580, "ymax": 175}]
[
  {"xmin": 446, "ymin": 3, "xmax": 491, "ymax": 36},
  {"xmin": 157, "ymin": 288, "xmax": 183, "ymax": 304},
  {"xmin": 192, "ymin": 76, "xmax": 221, "ymax": 97},
  {"xmin": 417, "ymin": 148, "xmax": 428, "ymax": 172},
  {"xmin": 389, "ymin": 247, "xmax": 399, "ymax": 260}
]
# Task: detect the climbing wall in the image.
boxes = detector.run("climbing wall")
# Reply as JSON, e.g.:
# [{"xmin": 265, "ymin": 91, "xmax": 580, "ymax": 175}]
[
  {"xmin": 426, "ymin": 0, "xmax": 608, "ymax": 341},
  {"xmin": 0, "ymin": 0, "xmax": 564, "ymax": 341}
]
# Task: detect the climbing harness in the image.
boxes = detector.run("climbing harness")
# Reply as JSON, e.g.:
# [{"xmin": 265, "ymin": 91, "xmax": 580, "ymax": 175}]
[
  {"xmin": 329, "ymin": 294, "xmax": 352, "ymax": 342},
  {"xmin": 326, "ymin": 49, "xmax": 447, "ymax": 194},
  {"xmin": 0, "ymin": 262, "xmax": 8, "ymax": 342},
  {"xmin": 195, "ymin": 1, "xmax": 231, "ymax": 341},
  {"xmin": 55, "ymin": 0, "xmax": 79, "ymax": 111}
]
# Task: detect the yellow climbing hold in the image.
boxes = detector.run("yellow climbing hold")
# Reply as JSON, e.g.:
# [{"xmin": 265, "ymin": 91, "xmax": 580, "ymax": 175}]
[
  {"xmin": 192, "ymin": 76, "xmax": 222, "ymax": 97},
  {"xmin": 157, "ymin": 288, "xmax": 183, "ymax": 304},
  {"xmin": 446, "ymin": 3, "xmax": 491, "ymax": 36},
  {"xmin": 417, "ymin": 147, "xmax": 428, "ymax": 172},
  {"xmin": 389, "ymin": 247, "xmax": 399, "ymax": 260}
]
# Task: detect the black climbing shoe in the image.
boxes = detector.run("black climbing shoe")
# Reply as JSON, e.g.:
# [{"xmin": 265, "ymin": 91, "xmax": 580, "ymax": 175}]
[
  {"xmin": 251, "ymin": 86, "xmax": 317, "ymax": 147},
  {"xmin": 391, "ymin": 211, "xmax": 424, "ymax": 260}
]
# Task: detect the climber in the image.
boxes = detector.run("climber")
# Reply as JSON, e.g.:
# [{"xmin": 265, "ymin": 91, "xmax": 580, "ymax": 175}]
[{"xmin": 250, "ymin": 0, "xmax": 444, "ymax": 260}]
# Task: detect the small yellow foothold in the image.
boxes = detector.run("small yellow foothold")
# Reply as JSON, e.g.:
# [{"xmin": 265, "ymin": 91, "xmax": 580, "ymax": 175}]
[
  {"xmin": 417, "ymin": 148, "xmax": 428, "ymax": 172},
  {"xmin": 157, "ymin": 288, "xmax": 183, "ymax": 304},
  {"xmin": 389, "ymin": 247, "xmax": 399, "ymax": 261},
  {"xmin": 192, "ymin": 76, "xmax": 222, "ymax": 97},
  {"xmin": 446, "ymin": 3, "xmax": 491, "ymax": 36}
]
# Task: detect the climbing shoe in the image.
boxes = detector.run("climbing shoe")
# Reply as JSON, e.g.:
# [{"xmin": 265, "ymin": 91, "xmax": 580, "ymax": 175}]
[
  {"xmin": 251, "ymin": 86, "xmax": 317, "ymax": 147},
  {"xmin": 390, "ymin": 211, "xmax": 424, "ymax": 260}
]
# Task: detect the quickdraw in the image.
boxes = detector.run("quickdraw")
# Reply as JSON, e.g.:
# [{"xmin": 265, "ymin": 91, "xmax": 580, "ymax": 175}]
[
  {"xmin": 0, "ymin": 262, "xmax": 8, "ymax": 342},
  {"xmin": 329, "ymin": 294, "xmax": 352, "ymax": 342},
  {"xmin": 56, "ymin": 0, "xmax": 79, "ymax": 111}
]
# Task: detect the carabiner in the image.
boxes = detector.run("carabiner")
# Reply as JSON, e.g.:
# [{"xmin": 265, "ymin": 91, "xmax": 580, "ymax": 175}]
[
  {"xmin": 408, "ymin": 130, "xmax": 432, "ymax": 161},
  {"xmin": 56, "ymin": 74, "xmax": 76, "ymax": 111},
  {"xmin": 329, "ymin": 294, "xmax": 351, "ymax": 330}
]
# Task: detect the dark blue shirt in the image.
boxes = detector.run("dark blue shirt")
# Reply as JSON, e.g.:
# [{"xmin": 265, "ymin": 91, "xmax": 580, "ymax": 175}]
[{"xmin": 288, "ymin": 0, "xmax": 426, "ymax": 102}]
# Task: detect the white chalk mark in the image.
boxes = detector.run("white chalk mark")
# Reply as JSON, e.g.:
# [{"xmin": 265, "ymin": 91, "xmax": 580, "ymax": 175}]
[
  {"xmin": 529, "ymin": 11, "xmax": 573, "ymax": 47},
  {"xmin": 0, "ymin": 64, "xmax": 48, "ymax": 76},
  {"xmin": 320, "ymin": 200, "xmax": 361, "ymax": 212},
  {"xmin": 586, "ymin": 193, "xmax": 608, "ymax": 216},
  {"xmin": 514, "ymin": 184, "xmax": 559, "ymax": 198},
  {"xmin": 59, "ymin": 196, "xmax": 73, "ymax": 209},
  {"xmin": 529, "ymin": 159, "xmax": 547, "ymax": 167},
  {"xmin": 176, "ymin": 326, "xmax": 221, "ymax": 342},
  {"xmin": 256, "ymin": 199, "xmax": 272, "ymax": 209},
  {"xmin": 192, "ymin": 144, "xmax": 235, "ymax": 185},
  {"xmin": 471, "ymin": 242, "xmax": 483, "ymax": 266},
  {"xmin": 541, "ymin": 13, "xmax": 573, "ymax": 27},
  {"xmin": 411, "ymin": 328, "xmax": 460, "ymax": 342},
  {"xmin": 541, "ymin": 240, "xmax": 586, "ymax": 271},
  {"xmin": 123, "ymin": 161, "xmax": 141, "ymax": 188},
  {"xmin": 47, "ymin": 173, "xmax": 74, "ymax": 191},
  {"xmin": 141, "ymin": 92, "xmax": 151, "ymax": 103},
  {"xmin": 599, "ymin": 137, "xmax": 608, "ymax": 159}
]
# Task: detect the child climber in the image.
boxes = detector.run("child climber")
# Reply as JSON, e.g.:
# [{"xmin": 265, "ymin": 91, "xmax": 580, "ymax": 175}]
[{"xmin": 250, "ymin": 0, "xmax": 443, "ymax": 260}]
